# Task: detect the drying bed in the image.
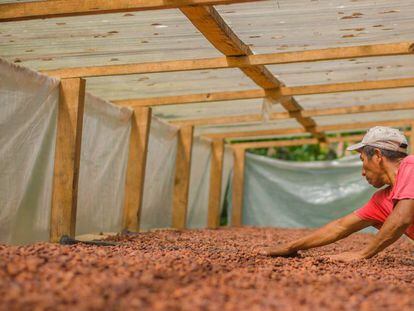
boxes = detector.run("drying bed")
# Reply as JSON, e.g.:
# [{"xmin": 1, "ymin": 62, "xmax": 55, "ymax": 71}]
[{"xmin": 1, "ymin": 227, "xmax": 413, "ymax": 310}]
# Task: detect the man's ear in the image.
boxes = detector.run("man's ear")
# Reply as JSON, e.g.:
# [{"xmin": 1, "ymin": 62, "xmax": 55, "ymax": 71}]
[{"xmin": 374, "ymin": 148, "xmax": 383, "ymax": 163}]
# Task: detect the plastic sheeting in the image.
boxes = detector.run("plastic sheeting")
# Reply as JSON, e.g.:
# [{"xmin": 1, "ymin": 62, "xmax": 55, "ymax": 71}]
[
  {"xmin": 187, "ymin": 141, "xmax": 235, "ymax": 228},
  {"xmin": 75, "ymin": 93, "xmax": 132, "ymax": 236},
  {"xmin": 0, "ymin": 58, "xmax": 134, "ymax": 243},
  {"xmin": 187, "ymin": 138, "xmax": 211, "ymax": 228},
  {"xmin": 228, "ymin": 152, "xmax": 376, "ymax": 228},
  {"xmin": 0, "ymin": 59, "xmax": 59, "ymax": 244},
  {"xmin": 140, "ymin": 117, "xmax": 178, "ymax": 230}
]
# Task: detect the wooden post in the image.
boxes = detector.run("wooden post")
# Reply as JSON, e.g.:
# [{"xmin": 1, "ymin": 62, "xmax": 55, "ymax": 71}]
[
  {"xmin": 410, "ymin": 122, "xmax": 414, "ymax": 155},
  {"xmin": 172, "ymin": 126, "xmax": 194, "ymax": 229},
  {"xmin": 231, "ymin": 147, "xmax": 245, "ymax": 226},
  {"xmin": 207, "ymin": 139, "xmax": 224, "ymax": 228},
  {"xmin": 122, "ymin": 107, "xmax": 152, "ymax": 232},
  {"xmin": 50, "ymin": 78, "xmax": 86, "ymax": 242}
]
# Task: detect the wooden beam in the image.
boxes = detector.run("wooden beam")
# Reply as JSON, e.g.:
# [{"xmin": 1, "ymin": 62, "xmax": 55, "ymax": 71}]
[
  {"xmin": 231, "ymin": 147, "xmax": 245, "ymax": 226},
  {"xmin": 232, "ymin": 134, "xmax": 368, "ymax": 150},
  {"xmin": 172, "ymin": 112, "xmax": 287, "ymax": 127},
  {"xmin": 43, "ymin": 42, "xmax": 414, "ymax": 78},
  {"xmin": 203, "ymin": 119, "xmax": 412, "ymax": 140},
  {"xmin": 122, "ymin": 107, "xmax": 152, "ymax": 232},
  {"xmin": 319, "ymin": 119, "xmax": 412, "ymax": 132},
  {"xmin": 113, "ymin": 77, "xmax": 414, "ymax": 108},
  {"xmin": 207, "ymin": 139, "xmax": 224, "ymax": 228},
  {"xmin": 235, "ymin": 138, "xmax": 318, "ymax": 150},
  {"xmin": 283, "ymin": 78, "xmax": 414, "ymax": 96},
  {"xmin": 304, "ymin": 101, "xmax": 414, "ymax": 118},
  {"xmin": 113, "ymin": 89, "xmax": 265, "ymax": 107},
  {"xmin": 0, "ymin": 0, "xmax": 262, "ymax": 22},
  {"xmin": 276, "ymin": 95, "xmax": 326, "ymax": 141},
  {"xmin": 180, "ymin": 5, "xmax": 280, "ymax": 89},
  {"xmin": 172, "ymin": 125, "xmax": 194, "ymax": 229},
  {"xmin": 50, "ymin": 78, "xmax": 86, "ymax": 243},
  {"xmin": 171, "ymin": 100, "xmax": 414, "ymax": 127},
  {"xmin": 205, "ymin": 127, "xmax": 307, "ymax": 140},
  {"xmin": 179, "ymin": 5, "xmax": 327, "ymax": 141}
]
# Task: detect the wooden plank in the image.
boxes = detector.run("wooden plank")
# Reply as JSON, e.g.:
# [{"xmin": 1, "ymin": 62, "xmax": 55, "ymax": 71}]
[
  {"xmin": 204, "ymin": 127, "xmax": 307, "ymax": 140},
  {"xmin": 50, "ymin": 78, "xmax": 86, "ymax": 243},
  {"xmin": 113, "ymin": 77, "xmax": 414, "ymax": 107},
  {"xmin": 181, "ymin": 5, "xmax": 280, "ymax": 89},
  {"xmin": 113, "ymin": 89, "xmax": 265, "ymax": 107},
  {"xmin": 231, "ymin": 131, "xmax": 413, "ymax": 155},
  {"xmin": 0, "ymin": 0, "xmax": 263, "ymax": 22},
  {"xmin": 44, "ymin": 42, "xmax": 414, "ymax": 79},
  {"xmin": 207, "ymin": 139, "xmax": 224, "ymax": 228},
  {"xmin": 122, "ymin": 107, "xmax": 152, "ymax": 232},
  {"xmin": 172, "ymin": 112, "xmax": 288, "ymax": 127},
  {"xmin": 283, "ymin": 78, "xmax": 414, "ymax": 96},
  {"xmin": 276, "ymin": 95, "xmax": 326, "ymax": 141},
  {"xmin": 171, "ymin": 100, "xmax": 414, "ymax": 127},
  {"xmin": 304, "ymin": 101, "xmax": 414, "ymax": 118},
  {"xmin": 232, "ymin": 135, "xmax": 367, "ymax": 150},
  {"xmin": 235, "ymin": 138, "xmax": 318, "ymax": 150},
  {"xmin": 318, "ymin": 119, "xmax": 412, "ymax": 132},
  {"xmin": 231, "ymin": 147, "xmax": 245, "ymax": 226},
  {"xmin": 246, "ymin": 41, "xmax": 414, "ymax": 67},
  {"xmin": 203, "ymin": 119, "xmax": 412, "ymax": 140},
  {"xmin": 181, "ymin": 5, "xmax": 327, "ymax": 141},
  {"xmin": 172, "ymin": 125, "xmax": 194, "ymax": 229}
]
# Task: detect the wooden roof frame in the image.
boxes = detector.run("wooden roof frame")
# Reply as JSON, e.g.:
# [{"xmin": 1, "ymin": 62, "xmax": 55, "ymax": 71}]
[
  {"xmin": 203, "ymin": 118, "xmax": 413, "ymax": 140},
  {"xmin": 43, "ymin": 42, "xmax": 414, "ymax": 79},
  {"xmin": 4, "ymin": 0, "xmax": 414, "ymax": 234},
  {"xmin": 0, "ymin": 0, "xmax": 262, "ymax": 21},
  {"xmin": 3, "ymin": 0, "xmax": 414, "ymax": 144}
]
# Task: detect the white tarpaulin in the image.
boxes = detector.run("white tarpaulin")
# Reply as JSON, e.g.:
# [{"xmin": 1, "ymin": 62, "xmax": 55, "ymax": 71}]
[
  {"xmin": 187, "ymin": 142, "xmax": 235, "ymax": 228},
  {"xmin": 0, "ymin": 59, "xmax": 59, "ymax": 244},
  {"xmin": 228, "ymin": 152, "xmax": 376, "ymax": 228},
  {"xmin": 0, "ymin": 59, "xmax": 134, "ymax": 243},
  {"xmin": 140, "ymin": 117, "xmax": 178, "ymax": 230},
  {"xmin": 187, "ymin": 137, "xmax": 211, "ymax": 228},
  {"xmin": 75, "ymin": 93, "xmax": 132, "ymax": 236}
]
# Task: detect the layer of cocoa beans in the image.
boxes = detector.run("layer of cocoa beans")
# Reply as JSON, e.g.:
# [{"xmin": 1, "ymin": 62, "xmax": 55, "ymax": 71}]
[{"xmin": 1, "ymin": 227, "xmax": 413, "ymax": 310}]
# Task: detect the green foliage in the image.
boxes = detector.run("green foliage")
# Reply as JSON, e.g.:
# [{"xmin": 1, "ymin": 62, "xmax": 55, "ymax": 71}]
[
  {"xmin": 241, "ymin": 133, "xmax": 364, "ymax": 162},
  {"xmin": 248, "ymin": 144, "xmax": 339, "ymax": 161}
]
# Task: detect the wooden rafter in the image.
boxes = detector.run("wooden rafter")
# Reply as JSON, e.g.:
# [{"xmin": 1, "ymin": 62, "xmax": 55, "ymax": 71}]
[
  {"xmin": 230, "ymin": 131, "xmax": 413, "ymax": 150},
  {"xmin": 284, "ymin": 78, "xmax": 414, "ymax": 96},
  {"xmin": 113, "ymin": 77, "xmax": 414, "ymax": 107},
  {"xmin": 180, "ymin": 5, "xmax": 326, "ymax": 142},
  {"xmin": 203, "ymin": 119, "xmax": 412, "ymax": 140},
  {"xmin": 231, "ymin": 135, "xmax": 364, "ymax": 150},
  {"xmin": 43, "ymin": 42, "xmax": 414, "ymax": 79},
  {"xmin": 114, "ymin": 90, "xmax": 264, "ymax": 107},
  {"xmin": 180, "ymin": 5, "xmax": 280, "ymax": 88},
  {"xmin": 171, "ymin": 100, "xmax": 414, "ymax": 127},
  {"xmin": 0, "ymin": 0, "xmax": 262, "ymax": 22}
]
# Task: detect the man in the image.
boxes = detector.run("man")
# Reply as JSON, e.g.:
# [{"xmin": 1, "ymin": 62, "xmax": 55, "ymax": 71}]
[{"xmin": 262, "ymin": 126, "xmax": 414, "ymax": 261}]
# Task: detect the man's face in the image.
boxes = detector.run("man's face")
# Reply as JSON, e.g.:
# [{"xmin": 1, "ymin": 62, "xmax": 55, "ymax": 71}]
[{"xmin": 359, "ymin": 151, "xmax": 386, "ymax": 188}]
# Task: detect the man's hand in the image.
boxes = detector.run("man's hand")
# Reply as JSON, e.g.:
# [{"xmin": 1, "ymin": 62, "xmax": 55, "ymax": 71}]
[
  {"xmin": 259, "ymin": 245, "xmax": 298, "ymax": 257},
  {"xmin": 325, "ymin": 251, "xmax": 366, "ymax": 262}
]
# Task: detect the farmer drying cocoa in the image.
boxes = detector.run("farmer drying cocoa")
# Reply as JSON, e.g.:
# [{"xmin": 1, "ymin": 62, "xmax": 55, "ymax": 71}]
[{"xmin": 262, "ymin": 126, "xmax": 414, "ymax": 262}]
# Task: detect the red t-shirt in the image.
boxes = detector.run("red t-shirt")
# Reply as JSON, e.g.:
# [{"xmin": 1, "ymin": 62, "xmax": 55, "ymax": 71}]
[{"xmin": 355, "ymin": 155, "xmax": 414, "ymax": 239}]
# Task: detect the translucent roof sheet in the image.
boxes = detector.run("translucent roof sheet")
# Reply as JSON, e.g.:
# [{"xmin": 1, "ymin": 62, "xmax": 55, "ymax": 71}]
[{"xmin": 1, "ymin": 0, "xmax": 414, "ymax": 139}]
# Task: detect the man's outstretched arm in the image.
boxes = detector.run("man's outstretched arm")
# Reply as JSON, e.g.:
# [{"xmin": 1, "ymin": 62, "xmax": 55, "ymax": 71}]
[
  {"xmin": 261, "ymin": 213, "xmax": 373, "ymax": 257},
  {"xmin": 329, "ymin": 199, "xmax": 414, "ymax": 262}
]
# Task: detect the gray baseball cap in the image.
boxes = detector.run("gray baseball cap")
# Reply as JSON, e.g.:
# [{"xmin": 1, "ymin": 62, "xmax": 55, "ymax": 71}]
[{"xmin": 347, "ymin": 126, "xmax": 408, "ymax": 154}]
